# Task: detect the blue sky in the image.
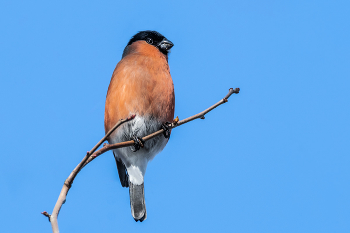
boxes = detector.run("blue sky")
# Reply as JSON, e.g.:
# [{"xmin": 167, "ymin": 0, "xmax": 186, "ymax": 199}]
[{"xmin": 1, "ymin": 0, "xmax": 349, "ymax": 232}]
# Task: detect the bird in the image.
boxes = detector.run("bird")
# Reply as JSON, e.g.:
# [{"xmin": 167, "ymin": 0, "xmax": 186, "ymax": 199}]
[{"xmin": 104, "ymin": 31, "xmax": 175, "ymax": 222}]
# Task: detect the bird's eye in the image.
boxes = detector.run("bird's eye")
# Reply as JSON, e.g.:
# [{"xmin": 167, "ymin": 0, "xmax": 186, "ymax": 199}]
[{"xmin": 146, "ymin": 38, "xmax": 153, "ymax": 44}]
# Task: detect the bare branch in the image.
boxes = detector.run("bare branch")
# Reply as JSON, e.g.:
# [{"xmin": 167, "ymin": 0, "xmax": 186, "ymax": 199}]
[
  {"xmin": 83, "ymin": 87, "xmax": 240, "ymax": 166},
  {"xmin": 42, "ymin": 88, "xmax": 239, "ymax": 233},
  {"xmin": 44, "ymin": 116, "xmax": 135, "ymax": 233}
]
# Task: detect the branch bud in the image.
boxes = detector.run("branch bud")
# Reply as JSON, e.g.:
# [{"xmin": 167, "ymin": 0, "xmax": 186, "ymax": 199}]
[{"xmin": 173, "ymin": 116, "xmax": 179, "ymax": 124}]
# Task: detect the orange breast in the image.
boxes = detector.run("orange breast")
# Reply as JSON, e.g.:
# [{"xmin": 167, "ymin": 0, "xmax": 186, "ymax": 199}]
[{"xmin": 104, "ymin": 41, "xmax": 175, "ymax": 133}]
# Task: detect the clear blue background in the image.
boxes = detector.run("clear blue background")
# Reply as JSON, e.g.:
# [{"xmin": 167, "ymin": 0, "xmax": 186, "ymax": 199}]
[{"xmin": 1, "ymin": 0, "xmax": 349, "ymax": 232}]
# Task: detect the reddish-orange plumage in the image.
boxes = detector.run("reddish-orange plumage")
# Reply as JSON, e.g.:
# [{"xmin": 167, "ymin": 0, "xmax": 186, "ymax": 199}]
[{"xmin": 104, "ymin": 40, "xmax": 175, "ymax": 134}]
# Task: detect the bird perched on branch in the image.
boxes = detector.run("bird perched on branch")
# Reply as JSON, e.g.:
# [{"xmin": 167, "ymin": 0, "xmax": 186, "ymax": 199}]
[{"xmin": 104, "ymin": 31, "xmax": 175, "ymax": 222}]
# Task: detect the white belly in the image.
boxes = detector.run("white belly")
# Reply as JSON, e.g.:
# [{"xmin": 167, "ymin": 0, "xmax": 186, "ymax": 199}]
[{"xmin": 108, "ymin": 115, "xmax": 169, "ymax": 184}]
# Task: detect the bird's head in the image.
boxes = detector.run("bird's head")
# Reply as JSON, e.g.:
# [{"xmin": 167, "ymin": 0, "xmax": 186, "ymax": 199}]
[{"xmin": 126, "ymin": 30, "xmax": 174, "ymax": 56}]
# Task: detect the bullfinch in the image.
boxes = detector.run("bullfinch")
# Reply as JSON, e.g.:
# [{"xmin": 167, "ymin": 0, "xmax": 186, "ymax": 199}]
[{"xmin": 104, "ymin": 31, "xmax": 175, "ymax": 222}]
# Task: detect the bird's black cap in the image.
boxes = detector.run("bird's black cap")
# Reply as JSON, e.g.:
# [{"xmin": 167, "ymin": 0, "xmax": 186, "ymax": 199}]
[{"xmin": 126, "ymin": 30, "xmax": 174, "ymax": 55}]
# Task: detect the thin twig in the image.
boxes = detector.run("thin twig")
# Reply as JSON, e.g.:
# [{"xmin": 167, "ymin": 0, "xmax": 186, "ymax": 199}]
[
  {"xmin": 83, "ymin": 88, "xmax": 240, "ymax": 166},
  {"xmin": 42, "ymin": 88, "xmax": 239, "ymax": 233}
]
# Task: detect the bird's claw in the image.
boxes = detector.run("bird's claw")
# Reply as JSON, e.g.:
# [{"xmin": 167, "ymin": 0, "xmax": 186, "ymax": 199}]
[
  {"xmin": 161, "ymin": 122, "xmax": 171, "ymax": 139},
  {"xmin": 131, "ymin": 136, "xmax": 145, "ymax": 152}
]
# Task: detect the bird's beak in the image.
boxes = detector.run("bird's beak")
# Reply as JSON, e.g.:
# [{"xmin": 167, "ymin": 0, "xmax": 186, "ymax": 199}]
[{"xmin": 158, "ymin": 38, "xmax": 174, "ymax": 51}]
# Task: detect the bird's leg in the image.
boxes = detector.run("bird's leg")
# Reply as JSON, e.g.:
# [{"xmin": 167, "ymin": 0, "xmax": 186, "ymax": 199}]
[
  {"xmin": 131, "ymin": 136, "xmax": 145, "ymax": 152},
  {"xmin": 161, "ymin": 122, "xmax": 171, "ymax": 139}
]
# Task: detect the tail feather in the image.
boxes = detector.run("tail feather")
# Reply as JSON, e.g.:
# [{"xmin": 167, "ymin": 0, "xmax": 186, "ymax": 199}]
[
  {"xmin": 129, "ymin": 182, "xmax": 147, "ymax": 222},
  {"xmin": 114, "ymin": 153, "xmax": 129, "ymax": 187}
]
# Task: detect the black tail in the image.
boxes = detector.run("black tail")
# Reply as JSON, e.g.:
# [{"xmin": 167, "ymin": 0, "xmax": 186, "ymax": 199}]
[
  {"xmin": 114, "ymin": 153, "xmax": 129, "ymax": 187},
  {"xmin": 129, "ymin": 182, "xmax": 147, "ymax": 222}
]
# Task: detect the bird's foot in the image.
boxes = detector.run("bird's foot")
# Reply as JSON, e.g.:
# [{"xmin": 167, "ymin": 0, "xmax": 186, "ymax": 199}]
[
  {"xmin": 131, "ymin": 136, "xmax": 145, "ymax": 152},
  {"xmin": 161, "ymin": 122, "xmax": 171, "ymax": 139}
]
